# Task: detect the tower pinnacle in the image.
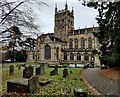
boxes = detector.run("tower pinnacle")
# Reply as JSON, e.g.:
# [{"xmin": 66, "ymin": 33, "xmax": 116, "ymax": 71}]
[
  {"xmin": 55, "ymin": 4, "xmax": 57, "ymax": 13},
  {"xmin": 72, "ymin": 7, "xmax": 74, "ymax": 14},
  {"xmin": 65, "ymin": 0, "xmax": 68, "ymax": 10}
]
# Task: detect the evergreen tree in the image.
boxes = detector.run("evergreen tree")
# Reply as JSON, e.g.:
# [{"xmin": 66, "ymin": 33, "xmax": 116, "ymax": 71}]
[{"xmin": 83, "ymin": 1, "xmax": 120, "ymax": 67}]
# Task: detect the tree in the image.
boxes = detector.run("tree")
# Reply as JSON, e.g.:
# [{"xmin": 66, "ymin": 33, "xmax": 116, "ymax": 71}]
[
  {"xmin": 0, "ymin": 0, "xmax": 47, "ymax": 62},
  {"xmin": 24, "ymin": 37, "xmax": 36, "ymax": 50},
  {"xmin": 6, "ymin": 50, "xmax": 27, "ymax": 62},
  {"xmin": 82, "ymin": 1, "xmax": 120, "ymax": 67},
  {"xmin": 0, "ymin": 0, "xmax": 46, "ymax": 43}
]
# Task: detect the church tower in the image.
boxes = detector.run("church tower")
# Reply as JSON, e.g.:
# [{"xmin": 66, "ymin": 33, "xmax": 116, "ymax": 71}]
[{"xmin": 54, "ymin": 2, "xmax": 74, "ymax": 41}]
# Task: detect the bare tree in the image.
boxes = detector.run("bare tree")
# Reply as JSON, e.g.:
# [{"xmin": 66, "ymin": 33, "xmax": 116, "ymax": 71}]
[
  {"xmin": 0, "ymin": 0, "xmax": 47, "ymax": 51},
  {"xmin": 0, "ymin": 0, "xmax": 47, "ymax": 40}
]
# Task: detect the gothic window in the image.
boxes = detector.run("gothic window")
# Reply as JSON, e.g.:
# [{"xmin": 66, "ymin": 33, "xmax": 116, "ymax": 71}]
[
  {"xmin": 77, "ymin": 53, "xmax": 81, "ymax": 60},
  {"xmin": 88, "ymin": 37, "xmax": 92, "ymax": 49},
  {"xmin": 81, "ymin": 38, "xmax": 85, "ymax": 49},
  {"xmin": 69, "ymin": 38, "xmax": 73, "ymax": 49},
  {"xmin": 68, "ymin": 20, "xmax": 70, "ymax": 23},
  {"xmin": 38, "ymin": 55, "xmax": 39, "ymax": 60},
  {"xmin": 84, "ymin": 53, "xmax": 89, "ymax": 61},
  {"xmin": 74, "ymin": 39, "xmax": 78, "ymax": 49},
  {"xmin": 70, "ymin": 52, "xmax": 74, "ymax": 60},
  {"xmin": 64, "ymin": 52, "xmax": 67, "ymax": 60},
  {"xmin": 56, "ymin": 47, "xmax": 59, "ymax": 60},
  {"xmin": 33, "ymin": 53, "xmax": 35, "ymax": 59},
  {"xmin": 44, "ymin": 44, "xmax": 51, "ymax": 60},
  {"xmin": 58, "ymin": 20, "xmax": 60, "ymax": 23}
]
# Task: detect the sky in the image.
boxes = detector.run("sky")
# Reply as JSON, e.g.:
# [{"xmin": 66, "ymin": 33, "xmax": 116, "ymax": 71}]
[{"xmin": 32, "ymin": 0, "xmax": 99, "ymax": 34}]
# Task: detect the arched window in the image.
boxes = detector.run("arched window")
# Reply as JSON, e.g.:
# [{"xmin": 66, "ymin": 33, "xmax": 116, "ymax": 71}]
[
  {"xmin": 33, "ymin": 53, "xmax": 35, "ymax": 59},
  {"xmin": 77, "ymin": 53, "xmax": 81, "ymax": 60},
  {"xmin": 70, "ymin": 52, "xmax": 74, "ymax": 60},
  {"xmin": 81, "ymin": 38, "xmax": 85, "ymax": 49},
  {"xmin": 69, "ymin": 39, "xmax": 73, "ymax": 49},
  {"xmin": 44, "ymin": 44, "xmax": 51, "ymax": 60},
  {"xmin": 84, "ymin": 53, "xmax": 89, "ymax": 61},
  {"xmin": 64, "ymin": 52, "xmax": 67, "ymax": 60},
  {"xmin": 88, "ymin": 37, "xmax": 92, "ymax": 49},
  {"xmin": 74, "ymin": 39, "xmax": 78, "ymax": 49},
  {"xmin": 56, "ymin": 47, "xmax": 59, "ymax": 60}
]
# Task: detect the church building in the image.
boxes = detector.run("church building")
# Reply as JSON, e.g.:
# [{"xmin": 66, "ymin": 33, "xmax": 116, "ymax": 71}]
[{"xmin": 27, "ymin": 3, "xmax": 99, "ymax": 66}]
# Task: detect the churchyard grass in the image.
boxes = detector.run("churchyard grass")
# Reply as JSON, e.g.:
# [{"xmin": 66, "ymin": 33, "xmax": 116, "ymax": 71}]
[
  {"xmin": 36, "ymin": 68, "xmax": 87, "ymax": 96},
  {"xmin": 2, "ymin": 67, "xmax": 24, "ymax": 94},
  {"xmin": 2, "ymin": 63, "xmax": 88, "ymax": 96}
]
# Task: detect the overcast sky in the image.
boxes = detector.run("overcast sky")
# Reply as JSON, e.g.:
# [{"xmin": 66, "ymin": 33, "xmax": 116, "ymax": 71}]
[{"xmin": 32, "ymin": 0, "xmax": 99, "ymax": 34}]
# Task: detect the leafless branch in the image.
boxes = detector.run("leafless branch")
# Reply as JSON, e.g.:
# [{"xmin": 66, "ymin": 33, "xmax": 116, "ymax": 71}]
[{"xmin": 0, "ymin": 1, "xmax": 24, "ymax": 24}]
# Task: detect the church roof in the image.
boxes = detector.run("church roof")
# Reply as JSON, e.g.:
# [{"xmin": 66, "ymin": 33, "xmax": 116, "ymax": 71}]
[
  {"xmin": 38, "ymin": 33, "xmax": 66, "ymax": 43},
  {"xmin": 69, "ymin": 26, "xmax": 99, "ymax": 35}
]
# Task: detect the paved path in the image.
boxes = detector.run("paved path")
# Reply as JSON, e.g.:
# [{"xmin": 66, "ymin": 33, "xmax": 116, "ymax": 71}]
[{"xmin": 83, "ymin": 68, "xmax": 120, "ymax": 96}]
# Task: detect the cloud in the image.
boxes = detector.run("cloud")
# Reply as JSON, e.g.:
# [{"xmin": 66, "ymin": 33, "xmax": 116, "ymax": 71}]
[{"xmin": 33, "ymin": 0, "xmax": 98, "ymax": 33}]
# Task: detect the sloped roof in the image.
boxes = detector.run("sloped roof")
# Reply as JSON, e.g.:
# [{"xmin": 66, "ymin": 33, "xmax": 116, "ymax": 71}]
[
  {"xmin": 38, "ymin": 33, "xmax": 66, "ymax": 43},
  {"xmin": 69, "ymin": 26, "xmax": 99, "ymax": 35}
]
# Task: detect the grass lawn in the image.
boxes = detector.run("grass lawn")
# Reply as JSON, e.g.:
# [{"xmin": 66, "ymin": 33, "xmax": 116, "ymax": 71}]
[{"xmin": 2, "ymin": 65, "xmax": 88, "ymax": 96}]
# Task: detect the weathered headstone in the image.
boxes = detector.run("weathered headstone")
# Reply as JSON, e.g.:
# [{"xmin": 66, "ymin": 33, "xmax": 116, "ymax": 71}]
[
  {"xmin": 50, "ymin": 65, "xmax": 58, "ymax": 76},
  {"xmin": 18, "ymin": 65, "xmax": 21, "ymax": 70},
  {"xmin": 23, "ymin": 65, "xmax": 33, "ymax": 78},
  {"xmin": 40, "ymin": 64, "xmax": 45, "ymax": 75},
  {"xmin": 9, "ymin": 65, "xmax": 14, "ymax": 75},
  {"xmin": 39, "ymin": 79, "xmax": 51, "ymax": 86},
  {"xmin": 29, "ymin": 76, "xmax": 39, "ymax": 93},
  {"xmin": 73, "ymin": 88, "xmax": 87, "ymax": 97},
  {"xmin": 7, "ymin": 78, "xmax": 29, "ymax": 93},
  {"xmin": 70, "ymin": 70, "xmax": 73, "ymax": 74},
  {"xmin": 63, "ymin": 68, "xmax": 68, "ymax": 78},
  {"xmin": 54, "ymin": 65, "xmax": 58, "ymax": 74},
  {"xmin": 36, "ymin": 67, "xmax": 40, "ymax": 75},
  {"xmin": 7, "ymin": 76, "xmax": 39, "ymax": 93}
]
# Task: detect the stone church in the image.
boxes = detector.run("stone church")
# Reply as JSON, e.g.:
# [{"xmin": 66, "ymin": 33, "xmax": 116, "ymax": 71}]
[{"xmin": 27, "ymin": 3, "xmax": 100, "ymax": 66}]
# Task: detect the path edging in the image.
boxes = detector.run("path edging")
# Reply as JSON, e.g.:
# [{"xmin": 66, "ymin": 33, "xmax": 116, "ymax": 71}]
[{"xmin": 80, "ymin": 69, "xmax": 102, "ymax": 96}]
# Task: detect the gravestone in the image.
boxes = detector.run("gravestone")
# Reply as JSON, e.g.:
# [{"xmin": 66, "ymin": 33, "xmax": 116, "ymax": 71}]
[
  {"xmin": 39, "ymin": 79, "xmax": 51, "ymax": 86},
  {"xmin": 40, "ymin": 64, "xmax": 45, "ymax": 75},
  {"xmin": 23, "ymin": 65, "xmax": 33, "ymax": 78},
  {"xmin": 63, "ymin": 68, "xmax": 68, "ymax": 78},
  {"xmin": 29, "ymin": 76, "xmax": 39, "ymax": 93},
  {"xmin": 73, "ymin": 88, "xmax": 87, "ymax": 97},
  {"xmin": 54, "ymin": 65, "xmax": 58, "ymax": 75},
  {"xmin": 18, "ymin": 65, "xmax": 21, "ymax": 70},
  {"xmin": 36, "ymin": 64, "xmax": 45, "ymax": 75},
  {"xmin": 50, "ymin": 70, "xmax": 54, "ymax": 76},
  {"xmin": 50, "ymin": 65, "xmax": 58, "ymax": 76},
  {"xmin": 70, "ymin": 70, "xmax": 73, "ymax": 74},
  {"xmin": 9, "ymin": 65, "xmax": 14, "ymax": 75},
  {"xmin": 7, "ymin": 76, "xmax": 39, "ymax": 93},
  {"xmin": 36, "ymin": 67, "xmax": 40, "ymax": 75}
]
